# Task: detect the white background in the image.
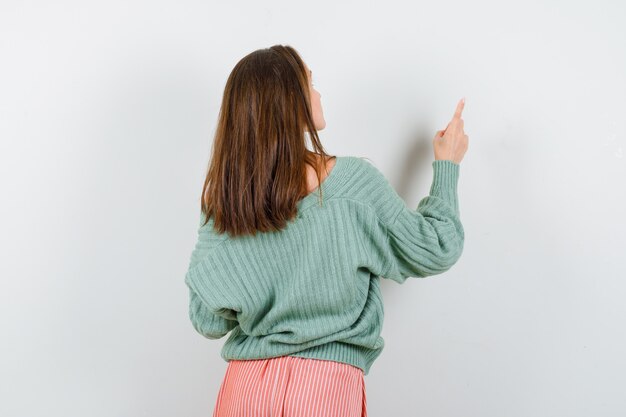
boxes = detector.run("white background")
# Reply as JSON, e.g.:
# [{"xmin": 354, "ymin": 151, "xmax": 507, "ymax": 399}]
[{"xmin": 1, "ymin": 1, "xmax": 625, "ymax": 416}]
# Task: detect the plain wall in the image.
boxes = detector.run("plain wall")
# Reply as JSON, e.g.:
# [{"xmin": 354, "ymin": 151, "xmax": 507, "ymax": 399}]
[{"xmin": 1, "ymin": 0, "xmax": 625, "ymax": 416}]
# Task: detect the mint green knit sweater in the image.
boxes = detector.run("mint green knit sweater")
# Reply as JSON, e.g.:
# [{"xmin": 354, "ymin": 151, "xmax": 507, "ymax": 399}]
[{"xmin": 184, "ymin": 156, "xmax": 464, "ymax": 376}]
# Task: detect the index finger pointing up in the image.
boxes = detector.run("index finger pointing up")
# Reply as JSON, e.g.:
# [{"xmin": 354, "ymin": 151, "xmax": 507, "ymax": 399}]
[{"xmin": 453, "ymin": 97, "xmax": 465, "ymax": 119}]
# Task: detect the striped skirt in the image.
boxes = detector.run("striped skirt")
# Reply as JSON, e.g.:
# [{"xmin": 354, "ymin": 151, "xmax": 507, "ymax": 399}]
[{"xmin": 212, "ymin": 355, "xmax": 368, "ymax": 417}]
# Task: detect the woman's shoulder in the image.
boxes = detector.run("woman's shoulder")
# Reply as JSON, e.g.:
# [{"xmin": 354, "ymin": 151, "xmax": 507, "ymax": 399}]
[
  {"xmin": 343, "ymin": 155, "xmax": 382, "ymax": 171},
  {"xmin": 335, "ymin": 155, "xmax": 406, "ymax": 224},
  {"xmin": 341, "ymin": 155, "xmax": 393, "ymax": 186}
]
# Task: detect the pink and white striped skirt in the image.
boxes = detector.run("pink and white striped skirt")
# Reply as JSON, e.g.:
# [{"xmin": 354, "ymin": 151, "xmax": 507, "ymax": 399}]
[{"xmin": 212, "ymin": 355, "xmax": 368, "ymax": 417}]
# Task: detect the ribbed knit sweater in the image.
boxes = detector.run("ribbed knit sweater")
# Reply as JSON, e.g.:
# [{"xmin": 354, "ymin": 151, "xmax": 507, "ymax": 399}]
[{"xmin": 184, "ymin": 156, "xmax": 464, "ymax": 376}]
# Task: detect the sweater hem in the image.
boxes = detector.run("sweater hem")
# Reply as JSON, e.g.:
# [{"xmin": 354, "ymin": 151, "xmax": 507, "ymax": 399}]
[{"xmin": 223, "ymin": 340, "xmax": 383, "ymax": 377}]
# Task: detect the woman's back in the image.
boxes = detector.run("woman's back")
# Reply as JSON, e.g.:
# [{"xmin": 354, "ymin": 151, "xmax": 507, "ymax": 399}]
[{"xmin": 185, "ymin": 155, "xmax": 464, "ymax": 377}]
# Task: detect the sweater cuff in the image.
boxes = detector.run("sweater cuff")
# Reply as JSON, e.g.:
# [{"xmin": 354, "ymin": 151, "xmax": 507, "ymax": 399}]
[{"xmin": 429, "ymin": 160, "xmax": 460, "ymax": 215}]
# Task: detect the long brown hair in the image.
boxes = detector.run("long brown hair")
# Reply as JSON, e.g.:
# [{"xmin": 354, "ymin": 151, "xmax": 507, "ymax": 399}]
[{"xmin": 200, "ymin": 44, "xmax": 334, "ymax": 237}]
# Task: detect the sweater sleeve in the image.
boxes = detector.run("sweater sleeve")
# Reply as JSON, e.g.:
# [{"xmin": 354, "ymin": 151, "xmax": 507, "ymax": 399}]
[
  {"xmin": 188, "ymin": 286, "xmax": 238, "ymax": 340},
  {"xmin": 185, "ymin": 213, "xmax": 239, "ymax": 340},
  {"xmin": 362, "ymin": 159, "xmax": 464, "ymax": 284}
]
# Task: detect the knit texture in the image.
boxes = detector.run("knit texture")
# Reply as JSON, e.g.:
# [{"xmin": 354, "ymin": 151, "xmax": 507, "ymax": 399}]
[{"xmin": 184, "ymin": 156, "xmax": 464, "ymax": 376}]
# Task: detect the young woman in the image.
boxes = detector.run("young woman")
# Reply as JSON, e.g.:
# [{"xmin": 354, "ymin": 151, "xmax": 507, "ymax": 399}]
[{"xmin": 185, "ymin": 44, "xmax": 468, "ymax": 417}]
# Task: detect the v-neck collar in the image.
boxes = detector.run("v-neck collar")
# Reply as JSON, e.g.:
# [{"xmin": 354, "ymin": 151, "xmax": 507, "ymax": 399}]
[{"xmin": 296, "ymin": 155, "xmax": 351, "ymax": 214}]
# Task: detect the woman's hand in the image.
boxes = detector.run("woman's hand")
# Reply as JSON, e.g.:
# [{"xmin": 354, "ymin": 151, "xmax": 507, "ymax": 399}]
[{"xmin": 433, "ymin": 98, "xmax": 469, "ymax": 164}]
